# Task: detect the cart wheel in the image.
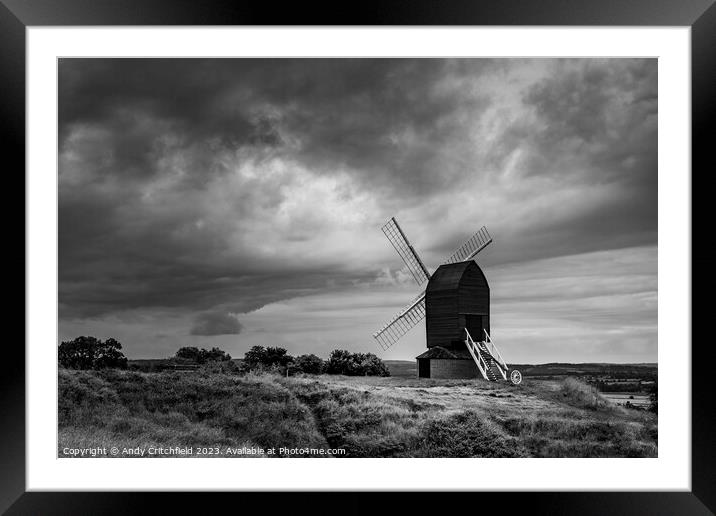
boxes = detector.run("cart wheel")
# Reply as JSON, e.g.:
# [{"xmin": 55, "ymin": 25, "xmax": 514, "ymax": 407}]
[{"xmin": 510, "ymin": 370, "xmax": 522, "ymax": 385}]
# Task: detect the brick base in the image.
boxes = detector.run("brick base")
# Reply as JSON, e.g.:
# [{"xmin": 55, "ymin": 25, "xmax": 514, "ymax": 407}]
[{"xmin": 421, "ymin": 358, "xmax": 481, "ymax": 379}]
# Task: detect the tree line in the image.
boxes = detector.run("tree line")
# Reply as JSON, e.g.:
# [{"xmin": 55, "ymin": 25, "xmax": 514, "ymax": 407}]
[
  {"xmin": 58, "ymin": 337, "xmax": 389, "ymax": 377},
  {"xmin": 242, "ymin": 346, "xmax": 389, "ymax": 376}
]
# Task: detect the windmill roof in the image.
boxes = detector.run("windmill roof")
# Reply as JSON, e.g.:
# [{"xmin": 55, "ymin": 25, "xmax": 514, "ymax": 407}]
[
  {"xmin": 426, "ymin": 260, "xmax": 485, "ymax": 293},
  {"xmin": 415, "ymin": 346, "xmax": 473, "ymax": 360}
]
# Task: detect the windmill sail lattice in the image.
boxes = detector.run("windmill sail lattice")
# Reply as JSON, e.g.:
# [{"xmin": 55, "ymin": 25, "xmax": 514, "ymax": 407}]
[
  {"xmin": 373, "ymin": 294, "xmax": 426, "ymax": 351},
  {"xmin": 443, "ymin": 226, "xmax": 492, "ymax": 265},
  {"xmin": 373, "ymin": 223, "xmax": 492, "ymax": 351},
  {"xmin": 381, "ymin": 217, "xmax": 431, "ymax": 286}
]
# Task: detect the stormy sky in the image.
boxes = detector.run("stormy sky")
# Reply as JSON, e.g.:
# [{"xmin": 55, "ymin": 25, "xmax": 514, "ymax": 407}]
[{"xmin": 58, "ymin": 58, "xmax": 657, "ymax": 363}]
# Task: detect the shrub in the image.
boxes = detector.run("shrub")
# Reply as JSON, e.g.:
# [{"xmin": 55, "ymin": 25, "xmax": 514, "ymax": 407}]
[
  {"xmin": 294, "ymin": 354, "xmax": 325, "ymax": 374},
  {"xmin": 325, "ymin": 350, "xmax": 390, "ymax": 377},
  {"xmin": 175, "ymin": 346, "xmax": 231, "ymax": 364},
  {"xmin": 324, "ymin": 350, "xmax": 354, "ymax": 375},
  {"xmin": 204, "ymin": 347, "xmax": 232, "ymax": 362},
  {"xmin": 175, "ymin": 346, "xmax": 202, "ymax": 362},
  {"xmin": 358, "ymin": 353, "xmax": 391, "ymax": 377},
  {"xmin": 243, "ymin": 346, "xmax": 295, "ymax": 375},
  {"xmin": 58, "ymin": 336, "xmax": 128, "ymax": 370}
]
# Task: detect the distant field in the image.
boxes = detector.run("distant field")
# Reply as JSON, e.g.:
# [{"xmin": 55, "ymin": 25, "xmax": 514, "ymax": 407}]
[
  {"xmin": 59, "ymin": 369, "xmax": 657, "ymax": 458},
  {"xmin": 383, "ymin": 360, "xmax": 416, "ymax": 378},
  {"xmin": 601, "ymin": 393, "xmax": 651, "ymax": 408},
  {"xmin": 384, "ymin": 360, "xmax": 657, "ymax": 383},
  {"xmin": 508, "ymin": 362, "xmax": 657, "ymax": 379}
]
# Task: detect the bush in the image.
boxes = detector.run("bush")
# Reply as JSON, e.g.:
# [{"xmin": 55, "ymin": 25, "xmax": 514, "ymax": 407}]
[
  {"xmin": 244, "ymin": 346, "xmax": 293, "ymax": 369},
  {"xmin": 294, "ymin": 354, "xmax": 325, "ymax": 374},
  {"xmin": 175, "ymin": 346, "xmax": 202, "ymax": 362},
  {"xmin": 325, "ymin": 350, "xmax": 390, "ymax": 377},
  {"xmin": 175, "ymin": 346, "xmax": 231, "ymax": 364},
  {"xmin": 58, "ymin": 336, "xmax": 128, "ymax": 370},
  {"xmin": 204, "ymin": 347, "xmax": 232, "ymax": 362},
  {"xmin": 241, "ymin": 346, "xmax": 299, "ymax": 376}
]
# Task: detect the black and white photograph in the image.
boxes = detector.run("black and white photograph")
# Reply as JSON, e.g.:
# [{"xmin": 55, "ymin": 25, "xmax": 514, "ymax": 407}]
[{"xmin": 57, "ymin": 57, "xmax": 658, "ymax": 459}]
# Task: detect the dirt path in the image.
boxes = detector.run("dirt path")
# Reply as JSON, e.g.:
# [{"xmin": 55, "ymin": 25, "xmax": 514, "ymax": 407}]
[{"xmin": 303, "ymin": 375, "xmax": 563, "ymax": 414}]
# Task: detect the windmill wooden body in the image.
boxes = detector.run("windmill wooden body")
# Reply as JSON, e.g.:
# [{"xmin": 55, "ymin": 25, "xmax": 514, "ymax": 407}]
[{"xmin": 373, "ymin": 217, "xmax": 521, "ymax": 383}]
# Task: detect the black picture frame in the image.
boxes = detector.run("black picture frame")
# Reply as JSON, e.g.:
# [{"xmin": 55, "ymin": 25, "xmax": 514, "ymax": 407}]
[{"xmin": 3, "ymin": 1, "xmax": 713, "ymax": 514}]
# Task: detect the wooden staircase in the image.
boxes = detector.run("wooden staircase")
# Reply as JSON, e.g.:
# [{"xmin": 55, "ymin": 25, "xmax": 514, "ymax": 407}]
[
  {"xmin": 465, "ymin": 329, "xmax": 508, "ymax": 382},
  {"xmin": 477, "ymin": 342, "xmax": 503, "ymax": 381}
]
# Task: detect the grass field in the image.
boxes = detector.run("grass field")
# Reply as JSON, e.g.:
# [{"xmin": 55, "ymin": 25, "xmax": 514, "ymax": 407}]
[{"xmin": 59, "ymin": 368, "xmax": 657, "ymax": 458}]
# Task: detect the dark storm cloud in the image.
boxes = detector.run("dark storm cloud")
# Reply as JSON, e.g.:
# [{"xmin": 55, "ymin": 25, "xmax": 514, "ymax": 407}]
[
  {"xmin": 190, "ymin": 311, "xmax": 243, "ymax": 336},
  {"xmin": 521, "ymin": 59, "xmax": 657, "ymax": 186},
  {"xmin": 59, "ymin": 59, "xmax": 493, "ymax": 193},
  {"xmin": 59, "ymin": 265, "xmax": 374, "ymax": 319},
  {"xmin": 59, "ymin": 58, "xmax": 493, "ymax": 318},
  {"xmin": 59, "ymin": 58, "xmax": 657, "ymax": 326},
  {"xmin": 518, "ymin": 60, "xmax": 657, "ymax": 258},
  {"xmin": 423, "ymin": 59, "xmax": 657, "ymax": 266}
]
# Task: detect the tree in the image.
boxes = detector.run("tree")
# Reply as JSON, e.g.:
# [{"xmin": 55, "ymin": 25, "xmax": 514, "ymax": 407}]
[
  {"xmin": 264, "ymin": 347, "xmax": 292, "ymax": 367},
  {"xmin": 325, "ymin": 349, "xmax": 390, "ymax": 377},
  {"xmin": 176, "ymin": 346, "xmax": 203, "ymax": 362},
  {"xmin": 294, "ymin": 354, "xmax": 325, "ymax": 374},
  {"xmin": 244, "ymin": 346, "xmax": 292, "ymax": 368},
  {"xmin": 244, "ymin": 345, "xmax": 268, "ymax": 368},
  {"xmin": 203, "ymin": 347, "xmax": 232, "ymax": 362},
  {"xmin": 356, "ymin": 352, "xmax": 390, "ymax": 377},
  {"xmin": 242, "ymin": 346, "xmax": 296, "ymax": 374},
  {"xmin": 58, "ymin": 336, "xmax": 128, "ymax": 370},
  {"xmin": 325, "ymin": 349, "xmax": 356, "ymax": 375},
  {"xmin": 94, "ymin": 338, "xmax": 129, "ymax": 369},
  {"xmin": 175, "ymin": 346, "xmax": 231, "ymax": 364}
]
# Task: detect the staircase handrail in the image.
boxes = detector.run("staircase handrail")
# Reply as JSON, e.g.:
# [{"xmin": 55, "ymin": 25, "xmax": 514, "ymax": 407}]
[
  {"xmin": 484, "ymin": 329, "xmax": 508, "ymax": 370},
  {"xmin": 464, "ymin": 328, "xmax": 489, "ymax": 381},
  {"xmin": 482, "ymin": 328, "xmax": 509, "ymax": 380}
]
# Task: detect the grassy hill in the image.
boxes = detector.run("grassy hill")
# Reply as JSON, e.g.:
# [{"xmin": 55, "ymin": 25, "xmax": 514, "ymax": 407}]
[{"xmin": 59, "ymin": 368, "xmax": 657, "ymax": 458}]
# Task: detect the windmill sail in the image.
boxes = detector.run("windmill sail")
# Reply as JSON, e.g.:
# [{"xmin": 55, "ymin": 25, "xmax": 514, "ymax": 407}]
[
  {"xmin": 373, "ymin": 292, "xmax": 426, "ymax": 351},
  {"xmin": 381, "ymin": 217, "xmax": 431, "ymax": 285},
  {"xmin": 442, "ymin": 226, "xmax": 492, "ymax": 265}
]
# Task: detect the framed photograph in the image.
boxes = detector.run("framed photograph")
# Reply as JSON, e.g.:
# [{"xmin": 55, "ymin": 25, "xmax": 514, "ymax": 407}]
[{"xmin": 5, "ymin": 0, "xmax": 713, "ymax": 513}]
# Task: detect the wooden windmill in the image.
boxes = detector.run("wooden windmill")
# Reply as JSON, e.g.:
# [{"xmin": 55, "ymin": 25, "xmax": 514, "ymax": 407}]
[{"xmin": 373, "ymin": 217, "xmax": 521, "ymax": 383}]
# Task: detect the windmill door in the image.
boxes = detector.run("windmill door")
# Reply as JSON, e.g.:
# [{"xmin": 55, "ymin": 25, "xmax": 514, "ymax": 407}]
[
  {"xmin": 464, "ymin": 314, "xmax": 486, "ymax": 341},
  {"xmin": 418, "ymin": 358, "xmax": 430, "ymax": 378}
]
